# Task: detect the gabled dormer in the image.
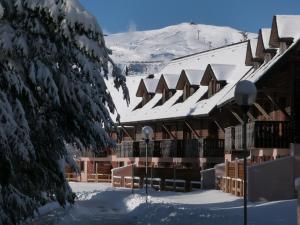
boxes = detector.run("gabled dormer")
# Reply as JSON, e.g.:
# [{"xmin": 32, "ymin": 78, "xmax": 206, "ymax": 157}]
[
  {"xmin": 245, "ymin": 39, "xmax": 261, "ymax": 68},
  {"xmin": 256, "ymin": 28, "xmax": 277, "ymax": 63},
  {"xmin": 269, "ymin": 15, "xmax": 300, "ymax": 53},
  {"xmin": 201, "ymin": 64, "xmax": 235, "ymax": 97},
  {"xmin": 156, "ymin": 74, "xmax": 180, "ymax": 104},
  {"xmin": 136, "ymin": 77, "xmax": 158, "ymax": 107},
  {"xmin": 176, "ymin": 69, "xmax": 204, "ymax": 100}
]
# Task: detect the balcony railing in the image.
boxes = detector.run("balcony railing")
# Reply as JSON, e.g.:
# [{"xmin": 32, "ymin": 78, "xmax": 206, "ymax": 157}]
[
  {"xmin": 225, "ymin": 121, "xmax": 293, "ymax": 152},
  {"xmin": 116, "ymin": 138, "xmax": 224, "ymax": 158}
]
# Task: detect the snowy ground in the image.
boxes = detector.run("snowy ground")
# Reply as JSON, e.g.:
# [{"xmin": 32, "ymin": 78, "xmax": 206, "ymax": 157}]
[{"xmin": 34, "ymin": 182, "xmax": 297, "ymax": 225}]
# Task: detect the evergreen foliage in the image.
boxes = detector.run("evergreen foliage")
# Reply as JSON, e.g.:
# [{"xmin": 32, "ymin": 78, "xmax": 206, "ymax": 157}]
[{"xmin": 0, "ymin": 0, "xmax": 129, "ymax": 224}]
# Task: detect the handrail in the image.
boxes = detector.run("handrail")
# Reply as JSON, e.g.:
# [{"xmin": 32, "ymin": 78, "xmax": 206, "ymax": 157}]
[{"xmin": 225, "ymin": 121, "xmax": 292, "ymax": 151}]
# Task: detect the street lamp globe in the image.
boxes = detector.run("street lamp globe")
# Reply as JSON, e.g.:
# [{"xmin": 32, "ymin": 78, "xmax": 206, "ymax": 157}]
[
  {"xmin": 234, "ymin": 80, "xmax": 257, "ymax": 107},
  {"xmin": 142, "ymin": 126, "xmax": 154, "ymax": 140}
]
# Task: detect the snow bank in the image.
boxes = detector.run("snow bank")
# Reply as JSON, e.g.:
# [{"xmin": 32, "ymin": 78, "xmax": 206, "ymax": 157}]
[
  {"xmin": 82, "ymin": 183, "xmax": 297, "ymax": 225},
  {"xmin": 36, "ymin": 183, "xmax": 297, "ymax": 225}
]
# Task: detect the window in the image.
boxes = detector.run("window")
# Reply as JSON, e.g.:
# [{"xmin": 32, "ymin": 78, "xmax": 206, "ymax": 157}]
[
  {"xmin": 208, "ymin": 80, "xmax": 226, "ymax": 97},
  {"xmin": 162, "ymin": 88, "xmax": 171, "ymax": 103},
  {"xmin": 208, "ymin": 79, "xmax": 216, "ymax": 97},
  {"xmin": 80, "ymin": 161, "xmax": 85, "ymax": 172},
  {"xmin": 183, "ymin": 83, "xmax": 190, "ymax": 100}
]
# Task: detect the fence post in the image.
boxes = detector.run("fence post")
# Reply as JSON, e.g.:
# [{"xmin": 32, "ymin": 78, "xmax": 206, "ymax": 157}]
[
  {"xmin": 160, "ymin": 178, "xmax": 165, "ymax": 191},
  {"xmin": 295, "ymin": 177, "xmax": 300, "ymax": 225},
  {"xmin": 151, "ymin": 165, "xmax": 153, "ymax": 188},
  {"xmin": 234, "ymin": 160, "xmax": 238, "ymax": 195},
  {"xmin": 111, "ymin": 168, "xmax": 114, "ymax": 187},
  {"xmin": 173, "ymin": 164, "xmax": 176, "ymax": 191},
  {"xmin": 131, "ymin": 164, "xmax": 134, "ymax": 194},
  {"xmin": 225, "ymin": 159, "xmax": 229, "ymax": 192}
]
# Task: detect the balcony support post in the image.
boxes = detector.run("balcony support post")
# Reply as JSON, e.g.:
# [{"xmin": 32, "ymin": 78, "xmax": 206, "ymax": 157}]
[
  {"xmin": 120, "ymin": 125, "xmax": 134, "ymax": 140},
  {"xmin": 162, "ymin": 124, "xmax": 176, "ymax": 139},
  {"xmin": 264, "ymin": 93, "xmax": 292, "ymax": 120},
  {"xmin": 184, "ymin": 121, "xmax": 201, "ymax": 139},
  {"xmin": 253, "ymin": 103, "xmax": 271, "ymax": 120},
  {"xmin": 230, "ymin": 110, "xmax": 243, "ymax": 124}
]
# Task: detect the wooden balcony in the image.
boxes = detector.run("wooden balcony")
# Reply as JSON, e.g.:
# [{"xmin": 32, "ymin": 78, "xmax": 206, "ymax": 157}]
[
  {"xmin": 116, "ymin": 138, "xmax": 224, "ymax": 158},
  {"xmin": 225, "ymin": 121, "xmax": 293, "ymax": 152}
]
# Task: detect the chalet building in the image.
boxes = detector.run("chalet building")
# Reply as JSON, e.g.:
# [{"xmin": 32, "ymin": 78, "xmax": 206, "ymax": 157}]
[
  {"xmin": 67, "ymin": 15, "xmax": 300, "ymax": 199},
  {"xmin": 110, "ymin": 15, "xmax": 300, "ymax": 168}
]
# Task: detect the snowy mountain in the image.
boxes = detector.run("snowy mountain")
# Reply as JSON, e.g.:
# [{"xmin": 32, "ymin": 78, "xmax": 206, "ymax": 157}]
[{"xmin": 105, "ymin": 22, "xmax": 257, "ymax": 75}]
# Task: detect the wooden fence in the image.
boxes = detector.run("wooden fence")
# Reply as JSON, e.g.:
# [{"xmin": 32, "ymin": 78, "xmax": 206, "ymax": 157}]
[
  {"xmin": 87, "ymin": 173, "xmax": 111, "ymax": 182},
  {"xmin": 218, "ymin": 160, "xmax": 250, "ymax": 197},
  {"xmin": 65, "ymin": 173, "xmax": 80, "ymax": 182},
  {"xmin": 112, "ymin": 164, "xmax": 201, "ymax": 192}
]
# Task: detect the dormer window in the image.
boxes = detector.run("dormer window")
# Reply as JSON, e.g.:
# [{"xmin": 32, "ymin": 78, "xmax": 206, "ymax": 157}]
[
  {"xmin": 269, "ymin": 15, "xmax": 299, "ymax": 49},
  {"xmin": 245, "ymin": 39, "xmax": 258, "ymax": 66},
  {"xmin": 207, "ymin": 79, "xmax": 226, "ymax": 97},
  {"xmin": 255, "ymin": 28, "xmax": 276, "ymax": 64},
  {"xmin": 142, "ymin": 92, "xmax": 152, "ymax": 106},
  {"xmin": 176, "ymin": 69, "xmax": 203, "ymax": 101},
  {"xmin": 183, "ymin": 83, "xmax": 190, "ymax": 101},
  {"xmin": 135, "ymin": 77, "xmax": 159, "ymax": 109},
  {"xmin": 264, "ymin": 53, "xmax": 272, "ymax": 63},
  {"xmin": 162, "ymin": 88, "xmax": 169, "ymax": 103},
  {"xmin": 156, "ymin": 74, "xmax": 180, "ymax": 104},
  {"xmin": 253, "ymin": 61, "xmax": 261, "ymax": 70},
  {"xmin": 279, "ymin": 42, "xmax": 288, "ymax": 54},
  {"xmin": 201, "ymin": 64, "xmax": 235, "ymax": 97}
]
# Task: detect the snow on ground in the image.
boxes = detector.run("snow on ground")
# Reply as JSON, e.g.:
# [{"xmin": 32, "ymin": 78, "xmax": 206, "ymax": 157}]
[{"xmin": 34, "ymin": 182, "xmax": 297, "ymax": 225}]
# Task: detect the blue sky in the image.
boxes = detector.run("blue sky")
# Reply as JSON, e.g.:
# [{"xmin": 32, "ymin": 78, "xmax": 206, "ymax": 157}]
[{"xmin": 80, "ymin": 0, "xmax": 300, "ymax": 34}]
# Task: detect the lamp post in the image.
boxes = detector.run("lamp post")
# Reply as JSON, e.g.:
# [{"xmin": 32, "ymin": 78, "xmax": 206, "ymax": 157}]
[
  {"xmin": 142, "ymin": 126, "xmax": 153, "ymax": 203},
  {"xmin": 234, "ymin": 80, "xmax": 257, "ymax": 225}
]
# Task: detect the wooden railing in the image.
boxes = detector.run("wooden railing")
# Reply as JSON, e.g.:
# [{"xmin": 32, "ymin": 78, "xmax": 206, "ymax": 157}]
[
  {"xmin": 200, "ymin": 138, "xmax": 224, "ymax": 157},
  {"xmin": 87, "ymin": 173, "xmax": 111, "ymax": 183},
  {"xmin": 220, "ymin": 177, "xmax": 244, "ymax": 197},
  {"xmin": 116, "ymin": 138, "xmax": 224, "ymax": 158},
  {"xmin": 225, "ymin": 121, "xmax": 292, "ymax": 152},
  {"xmin": 218, "ymin": 160, "xmax": 248, "ymax": 197},
  {"xmin": 111, "ymin": 164, "xmax": 201, "ymax": 192},
  {"xmin": 65, "ymin": 173, "xmax": 80, "ymax": 182},
  {"xmin": 249, "ymin": 121, "xmax": 293, "ymax": 148}
]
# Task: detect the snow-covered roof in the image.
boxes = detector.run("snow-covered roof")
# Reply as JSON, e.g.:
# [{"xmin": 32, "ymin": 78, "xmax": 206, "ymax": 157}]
[
  {"xmin": 245, "ymin": 39, "xmax": 258, "ymax": 66},
  {"xmin": 105, "ymin": 75, "xmax": 143, "ymax": 121},
  {"xmin": 261, "ymin": 28, "xmax": 272, "ymax": 50},
  {"xmin": 270, "ymin": 15, "xmax": 300, "ymax": 47},
  {"xmin": 201, "ymin": 64, "xmax": 236, "ymax": 85},
  {"xmin": 163, "ymin": 74, "xmax": 180, "ymax": 89},
  {"xmin": 143, "ymin": 78, "xmax": 159, "ymax": 93},
  {"xmin": 275, "ymin": 15, "xmax": 300, "ymax": 40},
  {"xmin": 255, "ymin": 28, "xmax": 276, "ymax": 59},
  {"xmin": 117, "ymin": 42, "xmax": 250, "ymax": 123},
  {"xmin": 249, "ymin": 39, "xmax": 258, "ymax": 57},
  {"xmin": 155, "ymin": 73, "xmax": 180, "ymax": 93},
  {"xmin": 218, "ymin": 39, "xmax": 300, "ymax": 108},
  {"xmin": 184, "ymin": 69, "xmax": 205, "ymax": 85},
  {"xmin": 176, "ymin": 69, "xmax": 204, "ymax": 90}
]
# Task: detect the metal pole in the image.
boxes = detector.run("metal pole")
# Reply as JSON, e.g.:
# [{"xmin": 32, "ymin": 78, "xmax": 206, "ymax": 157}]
[
  {"xmin": 145, "ymin": 139, "xmax": 148, "ymax": 203},
  {"xmin": 242, "ymin": 110, "xmax": 248, "ymax": 225}
]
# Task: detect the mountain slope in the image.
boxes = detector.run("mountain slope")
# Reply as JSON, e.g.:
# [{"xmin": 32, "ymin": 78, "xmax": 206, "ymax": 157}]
[{"xmin": 105, "ymin": 23, "xmax": 257, "ymax": 74}]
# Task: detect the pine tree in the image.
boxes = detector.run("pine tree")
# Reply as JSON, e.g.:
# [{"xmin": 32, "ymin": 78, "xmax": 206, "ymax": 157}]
[{"xmin": 0, "ymin": 0, "xmax": 129, "ymax": 224}]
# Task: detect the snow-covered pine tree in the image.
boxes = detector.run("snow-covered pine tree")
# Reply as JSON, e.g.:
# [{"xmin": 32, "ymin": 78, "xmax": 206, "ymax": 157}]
[{"xmin": 0, "ymin": 0, "xmax": 129, "ymax": 224}]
